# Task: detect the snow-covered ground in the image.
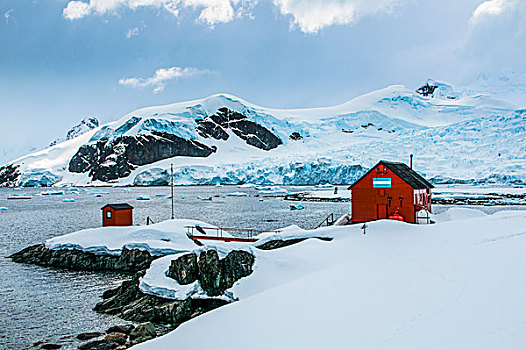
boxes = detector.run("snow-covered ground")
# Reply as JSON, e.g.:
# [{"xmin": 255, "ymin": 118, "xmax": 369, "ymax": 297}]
[
  {"xmin": 3, "ymin": 81, "xmax": 525, "ymax": 187},
  {"xmin": 125, "ymin": 208, "xmax": 526, "ymax": 350}
]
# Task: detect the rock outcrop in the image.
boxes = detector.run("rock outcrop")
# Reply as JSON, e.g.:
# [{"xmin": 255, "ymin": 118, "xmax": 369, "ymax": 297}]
[
  {"xmin": 94, "ymin": 271, "xmax": 228, "ymax": 326},
  {"xmin": 416, "ymin": 83, "xmax": 438, "ymax": 97},
  {"xmin": 69, "ymin": 131, "xmax": 216, "ymax": 182},
  {"xmin": 167, "ymin": 250, "xmax": 255, "ymax": 296},
  {"xmin": 196, "ymin": 108, "xmax": 282, "ymax": 150},
  {"xmin": 0, "ymin": 164, "xmax": 20, "ymax": 187},
  {"xmin": 95, "ymin": 249, "xmax": 255, "ymax": 330},
  {"xmin": 9, "ymin": 245, "xmax": 154, "ymax": 272}
]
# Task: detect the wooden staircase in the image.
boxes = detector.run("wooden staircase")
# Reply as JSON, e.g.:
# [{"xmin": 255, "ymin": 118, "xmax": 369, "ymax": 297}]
[{"xmin": 316, "ymin": 213, "xmax": 336, "ymax": 229}]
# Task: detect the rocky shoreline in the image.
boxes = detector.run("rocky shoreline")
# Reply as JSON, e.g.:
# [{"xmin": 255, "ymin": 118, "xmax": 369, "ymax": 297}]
[
  {"xmin": 9, "ymin": 243, "xmax": 281, "ymax": 349},
  {"xmin": 9, "ymin": 245, "xmax": 154, "ymax": 272}
]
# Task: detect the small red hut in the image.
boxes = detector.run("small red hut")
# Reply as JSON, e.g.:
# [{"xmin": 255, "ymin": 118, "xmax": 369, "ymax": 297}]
[
  {"xmin": 348, "ymin": 160, "xmax": 433, "ymax": 224},
  {"xmin": 101, "ymin": 203, "xmax": 134, "ymax": 227}
]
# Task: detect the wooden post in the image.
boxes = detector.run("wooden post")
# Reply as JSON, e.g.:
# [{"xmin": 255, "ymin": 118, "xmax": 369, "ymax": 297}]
[{"xmin": 171, "ymin": 163, "xmax": 174, "ymax": 220}]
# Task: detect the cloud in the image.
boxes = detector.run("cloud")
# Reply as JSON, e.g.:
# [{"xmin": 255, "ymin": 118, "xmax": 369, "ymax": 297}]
[
  {"xmin": 62, "ymin": 0, "xmax": 257, "ymax": 26},
  {"xmin": 119, "ymin": 66, "xmax": 214, "ymax": 93},
  {"xmin": 4, "ymin": 9, "xmax": 17, "ymax": 24},
  {"xmin": 125, "ymin": 27, "xmax": 140, "ymax": 38},
  {"xmin": 470, "ymin": 0, "xmax": 511, "ymax": 24},
  {"xmin": 273, "ymin": 0, "xmax": 407, "ymax": 34},
  {"xmin": 63, "ymin": 1, "xmax": 92, "ymax": 20},
  {"xmin": 462, "ymin": 0, "xmax": 526, "ymax": 74}
]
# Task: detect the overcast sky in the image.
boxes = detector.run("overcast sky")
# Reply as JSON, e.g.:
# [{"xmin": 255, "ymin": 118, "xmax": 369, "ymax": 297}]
[{"xmin": 1, "ymin": 0, "xmax": 525, "ymax": 162}]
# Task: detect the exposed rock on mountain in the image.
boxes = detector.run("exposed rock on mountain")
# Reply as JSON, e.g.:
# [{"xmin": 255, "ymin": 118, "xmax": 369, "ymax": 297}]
[
  {"xmin": 197, "ymin": 108, "xmax": 282, "ymax": 150},
  {"xmin": 69, "ymin": 132, "xmax": 216, "ymax": 182},
  {"xmin": 0, "ymin": 164, "xmax": 20, "ymax": 187},
  {"xmin": 416, "ymin": 83, "xmax": 438, "ymax": 97}
]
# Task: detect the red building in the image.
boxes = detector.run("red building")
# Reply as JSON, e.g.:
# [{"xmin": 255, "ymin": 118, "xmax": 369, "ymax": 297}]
[
  {"xmin": 101, "ymin": 203, "xmax": 134, "ymax": 227},
  {"xmin": 348, "ymin": 161, "xmax": 433, "ymax": 223}
]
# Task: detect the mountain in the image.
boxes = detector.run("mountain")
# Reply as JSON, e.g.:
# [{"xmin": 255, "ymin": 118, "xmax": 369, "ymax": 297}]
[
  {"xmin": 48, "ymin": 117, "xmax": 100, "ymax": 148},
  {"xmin": 0, "ymin": 82, "xmax": 524, "ymax": 187}
]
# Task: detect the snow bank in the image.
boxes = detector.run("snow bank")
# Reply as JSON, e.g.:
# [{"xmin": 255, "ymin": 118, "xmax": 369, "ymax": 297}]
[
  {"xmin": 432, "ymin": 207, "xmax": 487, "ymax": 222},
  {"xmin": 132, "ymin": 209, "xmax": 526, "ymax": 350},
  {"xmin": 45, "ymin": 219, "xmax": 213, "ymax": 256}
]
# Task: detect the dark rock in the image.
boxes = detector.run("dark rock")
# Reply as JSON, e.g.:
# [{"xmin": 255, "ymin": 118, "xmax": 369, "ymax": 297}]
[
  {"xmin": 198, "ymin": 250, "xmax": 222, "ymax": 296},
  {"xmin": 78, "ymin": 339, "xmax": 123, "ymax": 350},
  {"xmin": 40, "ymin": 343, "xmax": 62, "ymax": 349},
  {"xmin": 76, "ymin": 332, "xmax": 103, "ymax": 340},
  {"xmin": 101, "ymin": 287, "xmax": 120, "ymax": 300},
  {"xmin": 69, "ymin": 132, "xmax": 216, "ymax": 182},
  {"xmin": 416, "ymin": 83, "xmax": 438, "ymax": 97},
  {"xmin": 167, "ymin": 253, "xmax": 199, "ymax": 285},
  {"xmin": 219, "ymin": 250, "xmax": 255, "ymax": 291},
  {"xmin": 95, "ymin": 272, "xmax": 228, "ymax": 326},
  {"xmin": 195, "ymin": 250, "xmax": 256, "ymax": 296},
  {"xmin": 0, "ymin": 164, "xmax": 20, "ymax": 187},
  {"xmin": 289, "ymin": 132, "xmax": 303, "ymax": 141},
  {"xmin": 102, "ymin": 333, "xmax": 127, "ymax": 342},
  {"xmin": 129, "ymin": 322, "xmax": 156, "ymax": 340},
  {"xmin": 256, "ymin": 237, "xmax": 333, "ymax": 250},
  {"xmin": 9, "ymin": 245, "xmax": 154, "ymax": 272},
  {"xmin": 196, "ymin": 120, "xmax": 229, "ymax": 140},
  {"xmin": 105, "ymin": 325, "xmax": 134, "ymax": 335},
  {"xmin": 196, "ymin": 108, "xmax": 282, "ymax": 151},
  {"xmin": 255, "ymin": 238, "xmax": 307, "ymax": 250}
]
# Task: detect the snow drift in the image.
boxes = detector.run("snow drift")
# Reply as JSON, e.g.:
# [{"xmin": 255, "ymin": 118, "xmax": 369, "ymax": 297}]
[{"xmin": 131, "ymin": 209, "xmax": 526, "ymax": 350}]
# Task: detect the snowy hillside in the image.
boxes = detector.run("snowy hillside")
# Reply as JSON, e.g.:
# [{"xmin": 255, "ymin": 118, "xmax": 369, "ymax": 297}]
[{"xmin": 0, "ymin": 81, "xmax": 525, "ymax": 187}]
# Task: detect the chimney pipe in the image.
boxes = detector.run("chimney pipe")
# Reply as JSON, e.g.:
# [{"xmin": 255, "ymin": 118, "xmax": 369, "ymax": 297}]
[{"xmin": 410, "ymin": 154, "xmax": 413, "ymax": 169}]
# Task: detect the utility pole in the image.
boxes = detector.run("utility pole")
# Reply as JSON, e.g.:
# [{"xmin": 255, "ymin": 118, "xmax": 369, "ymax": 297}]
[{"xmin": 171, "ymin": 163, "xmax": 174, "ymax": 220}]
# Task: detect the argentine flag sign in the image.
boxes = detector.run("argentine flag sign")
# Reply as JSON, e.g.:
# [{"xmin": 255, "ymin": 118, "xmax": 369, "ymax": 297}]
[{"xmin": 373, "ymin": 178, "xmax": 391, "ymax": 188}]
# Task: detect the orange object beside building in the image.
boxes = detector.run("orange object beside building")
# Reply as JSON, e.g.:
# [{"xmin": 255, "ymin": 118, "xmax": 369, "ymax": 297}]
[{"xmin": 101, "ymin": 203, "xmax": 134, "ymax": 227}]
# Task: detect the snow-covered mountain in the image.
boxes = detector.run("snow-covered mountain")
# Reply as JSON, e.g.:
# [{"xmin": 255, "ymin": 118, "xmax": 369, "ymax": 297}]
[
  {"xmin": 48, "ymin": 117, "xmax": 100, "ymax": 148},
  {"xmin": 0, "ymin": 82, "xmax": 524, "ymax": 187}
]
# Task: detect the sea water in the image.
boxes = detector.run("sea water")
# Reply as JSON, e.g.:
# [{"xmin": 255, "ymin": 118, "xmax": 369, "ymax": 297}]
[{"xmin": 0, "ymin": 185, "xmax": 349, "ymax": 349}]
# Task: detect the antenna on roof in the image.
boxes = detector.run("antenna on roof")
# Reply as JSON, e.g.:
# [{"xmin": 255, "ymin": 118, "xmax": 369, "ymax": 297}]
[{"xmin": 410, "ymin": 154, "xmax": 413, "ymax": 169}]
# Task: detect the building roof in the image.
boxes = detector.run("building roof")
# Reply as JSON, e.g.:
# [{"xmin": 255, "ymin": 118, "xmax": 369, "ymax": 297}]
[
  {"xmin": 349, "ymin": 160, "xmax": 434, "ymax": 190},
  {"xmin": 101, "ymin": 203, "xmax": 134, "ymax": 210}
]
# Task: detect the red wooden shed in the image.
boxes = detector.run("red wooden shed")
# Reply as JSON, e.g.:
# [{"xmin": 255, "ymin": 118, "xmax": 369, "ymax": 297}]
[
  {"xmin": 348, "ymin": 160, "xmax": 433, "ymax": 224},
  {"xmin": 101, "ymin": 203, "xmax": 134, "ymax": 227}
]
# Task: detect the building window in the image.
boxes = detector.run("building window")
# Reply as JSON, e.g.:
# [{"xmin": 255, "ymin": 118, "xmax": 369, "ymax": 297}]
[{"xmin": 106, "ymin": 211, "xmax": 112, "ymax": 219}]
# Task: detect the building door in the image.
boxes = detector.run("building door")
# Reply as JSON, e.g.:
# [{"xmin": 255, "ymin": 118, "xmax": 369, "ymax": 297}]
[{"xmin": 377, "ymin": 204, "xmax": 388, "ymax": 219}]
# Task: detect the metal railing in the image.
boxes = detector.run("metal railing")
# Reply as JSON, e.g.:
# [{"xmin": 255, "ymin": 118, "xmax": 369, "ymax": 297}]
[
  {"xmin": 185, "ymin": 225, "xmax": 281, "ymax": 242},
  {"xmin": 315, "ymin": 213, "xmax": 335, "ymax": 229}
]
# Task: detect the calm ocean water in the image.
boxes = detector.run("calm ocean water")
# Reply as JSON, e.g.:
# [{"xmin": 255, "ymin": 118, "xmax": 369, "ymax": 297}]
[{"xmin": 0, "ymin": 186, "xmax": 350, "ymax": 349}]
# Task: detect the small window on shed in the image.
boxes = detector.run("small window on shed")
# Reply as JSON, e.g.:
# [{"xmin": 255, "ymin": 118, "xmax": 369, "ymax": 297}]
[{"xmin": 106, "ymin": 211, "xmax": 112, "ymax": 219}]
